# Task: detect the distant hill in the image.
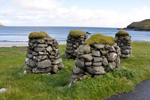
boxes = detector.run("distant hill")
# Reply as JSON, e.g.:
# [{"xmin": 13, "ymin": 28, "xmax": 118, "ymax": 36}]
[
  {"xmin": 0, "ymin": 22, "xmax": 3, "ymax": 26},
  {"xmin": 125, "ymin": 19, "xmax": 150, "ymax": 31}
]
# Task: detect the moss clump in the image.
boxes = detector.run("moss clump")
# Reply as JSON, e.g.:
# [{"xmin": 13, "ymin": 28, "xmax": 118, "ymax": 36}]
[
  {"xmin": 29, "ymin": 31, "xmax": 51, "ymax": 39},
  {"xmin": 69, "ymin": 30, "xmax": 86, "ymax": 38},
  {"xmin": 116, "ymin": 30, "xmax": 129, "ymax": 36},
  {"xmin": 85, "ymin": 33, "xmax": 116, "ymax": 45}
]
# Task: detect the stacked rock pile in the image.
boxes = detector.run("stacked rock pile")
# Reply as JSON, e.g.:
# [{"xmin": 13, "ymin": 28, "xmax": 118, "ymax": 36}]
[
  {"xmin": 66, "ymin": 30, "xmax": 88, "ymax": 59},
  {"xmin": 69, "ymin": 34, "xmax": 121, "ymax": 82},
  {"xmin": 115, "ymin": 30, "xmax": 132, "ymax": 59},
  {"xmin": 24, "ymin": 31, "xmax": 64, "ymax": 74}
]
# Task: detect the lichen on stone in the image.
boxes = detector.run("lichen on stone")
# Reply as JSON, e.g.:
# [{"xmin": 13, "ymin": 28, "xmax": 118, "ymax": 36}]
[
  {"xmin": 115, "ymin": 30, "xmax": 129, "ymax": 36},
  {"xmin": 69, "ymin": 30, "xmax": 86, "ymax": 38},
  {"xmin": 85, "ymin": 33, "xmax": 116, "ymax": 46},
  {"xmin": 28, "ymin": 31, "xmax": 51, "ymax": 39}
]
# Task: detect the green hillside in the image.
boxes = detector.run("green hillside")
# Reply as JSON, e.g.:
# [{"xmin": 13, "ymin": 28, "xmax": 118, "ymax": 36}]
[{"xmin": 126, "ymin": 19, "xmax": 150, "ymax": 31}]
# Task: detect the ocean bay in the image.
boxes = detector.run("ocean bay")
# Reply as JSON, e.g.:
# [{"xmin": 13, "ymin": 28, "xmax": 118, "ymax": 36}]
[{"xmin": 0, "ymin": 26, "xmax": 150, "ymax": 44}]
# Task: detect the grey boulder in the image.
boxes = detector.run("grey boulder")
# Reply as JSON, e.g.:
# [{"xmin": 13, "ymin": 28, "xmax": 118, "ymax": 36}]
[
  {"xmin": 34, "ymin": 47, "xmax": 45, "ymax": 52},
  {"xmin": 75, "ymin": 59, "xmax": 84, "ymax": 68},
  {"xmin": 52, "ymin": 58, "xmax": 62, "ymax": 65},
  {"xmin": 102, "ymin": 57, "xmax": 108, "ymax": 66},
  {"xmin": 72, "ymin": 67, "xmax": 83, "ymax": 74},
  {"xmin": 80, "ymin": 54, "xmax": 93, "ymax": 61},
  {"xmin": 93, "ymin": 44, "xmax": 105, "ymax": 49},
  {"xmin": 108, "ymin": 62, "xmax": 116, "ymax": 69},
  {"xmin": 85, "ymin": 62, "xmax": 92, "ymax": 66},
  {"xmin": 93, "ymin": 67, "xmax": 105, "ymax": 75},
  {"xmin": 76, "ymin": 45, "xmax": 91, "ymax": 55},
  {"xmin": 25, "ymin": 58, "xmax": 35, "ymax": 68},
  {"xmin": 37, "ymin": 59, "xmax": 51, "ymax": 68},
  {"xmin": 52, "ymin": 65, "xmax": 58, "ymax": 73},
  {"xmin": 46, "ymin": 46, "xmax": 53, "ymax": 53},
  {"xmin": 86, "ymin": 66, "xmax": 105, "ymax": 75},
  {"xmin": 92, "ymin": 50, "xmax": 101, "ymax": 57},
  {"xmin": 108, "ymin": 52, "xmax": 117, "ymax": 62},
  {"xmin": 93, "ymin": 57, "xmax": 103, "ymax": 62}
]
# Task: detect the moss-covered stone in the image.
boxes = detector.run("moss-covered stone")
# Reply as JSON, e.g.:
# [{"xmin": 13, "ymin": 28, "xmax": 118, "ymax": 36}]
[
  {"xmin": 85, "ymin": 34, "xmax": 116, "ymax": 46},
  {"xmin": 69, "ymin": 30, "xmax": 86, "ymax": 38},
  {"xmin": 115, "ymin": 30, "xmax": 129, "ymax": 36},
  {"xmin": 29, "ymin": 31, "xmax": 51, "ymax": 39}
]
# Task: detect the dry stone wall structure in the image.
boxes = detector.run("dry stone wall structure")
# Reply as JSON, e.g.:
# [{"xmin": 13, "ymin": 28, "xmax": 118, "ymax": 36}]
[
  {"xmin": 115, "ymin": 30, "xmax": 132, "ymax": 59},
  {"xmin": 69, "ymin": 34, "xmax": 121, "ymax": 82},
  {"xmin": 24, "ymin": 31, "xmax": 64, "ymax": 74},
  {"xmin": 66, "ymin": 30, "xmax": 88, "ymax": 59}
]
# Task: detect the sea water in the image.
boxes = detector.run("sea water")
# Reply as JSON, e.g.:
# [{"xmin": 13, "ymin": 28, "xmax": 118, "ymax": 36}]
[{"xmin": 0, "ymin": 26, "xmax": 150, "ymax": 44}]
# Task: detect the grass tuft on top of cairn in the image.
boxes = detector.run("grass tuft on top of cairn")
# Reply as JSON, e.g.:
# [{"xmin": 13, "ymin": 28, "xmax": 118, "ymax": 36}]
[
  {"xmin": 29, "ymin": 31, "xmax": 51, "ymax": 39},
  {"xmin": 116, "ymin": 30, "xmax": 129, "ymax": 36},
  {"xmin": 69, "ymin": 30, "xmax": 86, "ymax": 38},
  {"xmin": 85, "ymin": 33, "xmax": 116, "ymax": 46}
]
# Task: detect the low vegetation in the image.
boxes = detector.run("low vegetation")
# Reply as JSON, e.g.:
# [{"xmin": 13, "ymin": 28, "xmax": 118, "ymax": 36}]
[
  {"xmin": 28, "ymin": 31, "xmax": 51, "ymax": 39},
  {"xmin": 69, "ymin": 30, "xmax": 86, "ymax": 38},
  {"xmin": 0, "ymin": 42, "xmax": 150, "ymax": 100},
  {"xmin": 115, "ymin": 30, "xmax": 129, "ymax": 36},
  {"xmin": 85, "ymin": 33, "xmax": 116, "ymax": 45}
]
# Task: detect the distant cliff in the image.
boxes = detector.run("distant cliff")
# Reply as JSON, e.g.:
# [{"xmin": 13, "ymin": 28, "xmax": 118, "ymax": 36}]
[
  {"xmin": 0, "ymin": 22, "xmax": 3, "ymax": 26},
  {"xmin": 125, "ymin": 19, "xmax": 150, "ymax": 31}
]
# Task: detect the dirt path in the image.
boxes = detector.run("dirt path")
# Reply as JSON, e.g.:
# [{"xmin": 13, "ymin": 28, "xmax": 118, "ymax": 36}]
[{"xmin": 107, "ymin": 79, "xmax": 150, "ymax": 100}]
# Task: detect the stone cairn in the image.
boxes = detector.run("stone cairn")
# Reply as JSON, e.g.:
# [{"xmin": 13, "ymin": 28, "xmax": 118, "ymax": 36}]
[
  {"xmin": 24, "ymin": 31, "xmax": 64, "ymax": 74},
  {"xmin": 69, "ymin": 34, "xmax": 121, "ymax": 83},
  {"xmin": 65, "ymin": 30, "xmax": 88, "ymax": 59},
  {"xmin": 115, "ymin": 30, "xmax": 132, "ymax": 59}
]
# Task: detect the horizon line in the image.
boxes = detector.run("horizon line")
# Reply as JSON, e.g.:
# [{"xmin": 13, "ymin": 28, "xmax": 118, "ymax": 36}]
[{"xmin": 1, "ymin": 25, "xmax": 122, "ymax": 28}]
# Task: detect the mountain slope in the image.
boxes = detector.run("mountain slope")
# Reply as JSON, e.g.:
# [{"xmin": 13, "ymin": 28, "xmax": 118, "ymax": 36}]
[{"xmin": 125, "ymin": 19, "xmax": 150, "ymax": 31}]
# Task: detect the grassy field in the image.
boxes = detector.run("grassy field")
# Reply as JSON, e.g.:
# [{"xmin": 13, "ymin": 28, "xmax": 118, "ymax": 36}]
[{"xmin": 0, "ymin": 42, "xmax": 150, "ymax": 100}]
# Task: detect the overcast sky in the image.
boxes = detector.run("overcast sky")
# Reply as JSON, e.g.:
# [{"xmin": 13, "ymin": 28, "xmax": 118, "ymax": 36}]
[{"xmin": 1, "ymin": 0, "xmax": 150, "ymax": 27}]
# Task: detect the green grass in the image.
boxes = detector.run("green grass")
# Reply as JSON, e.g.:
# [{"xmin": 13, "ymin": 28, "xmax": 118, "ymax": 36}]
[
  {"xmin": 0, "ymin": 42, "xmax": 150, "ymax": 100},
  {"xmin": 69, "ymin": 30, "xmax": 86, "ymax": 38},
  {"xmin": 85, "ymin": 33, "xmax": 116, "ymax": 45},
  {"xmin": 116, "ymin": 30, "xmax": 129, "ymax": 36},
  {"xmin": 29, "ymin": 31, "xmax": 51, "ymax": 39}
]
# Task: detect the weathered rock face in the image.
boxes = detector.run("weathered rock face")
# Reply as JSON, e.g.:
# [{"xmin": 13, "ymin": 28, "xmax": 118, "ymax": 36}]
[
  {"xmin": 69, "ymin": 44, "xmax": 120, "ymax": 82},
  {"xmin": 65, "ymin": 34, "xmax": 88, "ymax": 59},
  {"xmin": 115, "ymin": 34, "xmax": 132, "ymax": 59},
  {"xmin": 24, "ymin": 38, "xmax": 64, "ymax": 74}
]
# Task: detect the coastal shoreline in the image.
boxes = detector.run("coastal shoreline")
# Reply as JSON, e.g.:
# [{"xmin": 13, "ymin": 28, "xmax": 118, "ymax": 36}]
[
  {"xmin": 0, "ymin": 41, "xmax": 150, "ymax": 47},
  {"xmin": 0, "ymin": 44, "xmax": 28, "ymax": 47},
  {"xmin": 0, "ymin": 43, "xmax": 66, "ymax": 47},
  {"xmin": 124, "ymin": 28, "xmax": 150, "ymax": 32}
]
